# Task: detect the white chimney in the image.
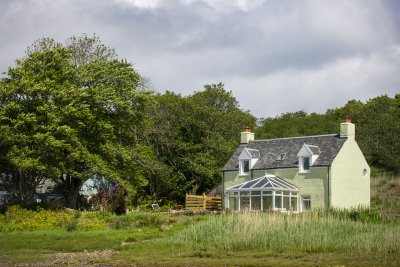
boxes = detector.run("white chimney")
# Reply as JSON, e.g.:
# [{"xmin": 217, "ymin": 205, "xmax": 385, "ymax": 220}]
[
  {"xmin": 241, "ymin": 127, "xmax": 254, "ymax": 143},
  {"xmin": 340, "ymin": 117, "xmax": 355, "ymax": 139}
]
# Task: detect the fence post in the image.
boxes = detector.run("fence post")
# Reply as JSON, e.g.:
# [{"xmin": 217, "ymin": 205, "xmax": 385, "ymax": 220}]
[{"xmin": 203, "ymin": 193, "xmax": 206, "ymax": 210}]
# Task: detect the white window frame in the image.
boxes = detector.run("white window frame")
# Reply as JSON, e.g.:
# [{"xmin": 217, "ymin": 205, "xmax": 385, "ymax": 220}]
[
  {"xmin": 239, "ymin": 159, "xmax": 250, "ymax": 175},
  {"xmin": 299, "ymin": 156, "xmax": 311, "ymax": 173}
]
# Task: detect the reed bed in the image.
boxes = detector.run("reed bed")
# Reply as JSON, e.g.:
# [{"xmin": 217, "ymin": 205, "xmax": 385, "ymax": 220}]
[{"xmin": 164, "ymin": 211, "xmax": 400, "ymax": 257}]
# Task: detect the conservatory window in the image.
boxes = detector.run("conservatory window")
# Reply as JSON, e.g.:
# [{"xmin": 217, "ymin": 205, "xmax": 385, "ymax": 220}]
[
  {"xmin": 226, "ymin": 175, "xmax": 300, "ymax": 212},
  {"xmin": 240, "ymin": 195, "xmax": 250, "ymax": 210},
  {"xmin": 275, "ymin": 192, "xmax": 282, "ymax": 210},
  {"xmin": 262, "ymin": 195, "xmax": 273, "ymax": 211}
]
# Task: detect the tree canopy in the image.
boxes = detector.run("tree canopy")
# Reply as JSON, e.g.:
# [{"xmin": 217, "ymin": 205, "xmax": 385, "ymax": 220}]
[
  {"xmin": 256, "ymin": 94, "xmax": 400, "ymax": 174},
  {"xmin": 0, "ymin": 35, "xmax": 154, "ymax": 208}
]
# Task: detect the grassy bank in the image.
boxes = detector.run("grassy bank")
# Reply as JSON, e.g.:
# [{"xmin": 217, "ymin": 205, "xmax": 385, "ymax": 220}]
[
  {"xmin": 1, "ymin": 208, "xmax": 398, "ymax": 266},
  {"xmin": 163, "ymin": 211, "xmax": 399, "ymax": 257}
]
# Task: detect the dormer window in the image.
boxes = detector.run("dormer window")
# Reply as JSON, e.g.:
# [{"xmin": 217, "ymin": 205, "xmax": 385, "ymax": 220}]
[
  {"xmin": 297, "ymin": 144, "xmax": 319, "ymax": 174},
  {"xmin": 238, "ymin": 148, "xmax": 260, "ymax": 176}
]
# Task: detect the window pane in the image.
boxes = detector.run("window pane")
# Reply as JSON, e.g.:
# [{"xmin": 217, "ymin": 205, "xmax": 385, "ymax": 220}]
[
  {"xmin": 262, "ymin": 196, "xmax": 272, "ymax": 211},
  {"xmin": 262, "ymin": 191, "xmax": 272, "ymax": 195},
  {"xmin": 290, "ymin": 197, "xmax": 298, "ymax": 211},
  {"xmin": 243, "ymin": 160, "xmax": 250, "ymax": 173},
  {"xmin": 303, "ymin": 157, "xmax": 310, "ymax": 170},
  {"xmin": 283, "ymin": 196, "xmax": 290, "ymax": 211},
  {"xmin": 241, "ymin": 191, "xmax": 250, "ymax": 196},
  {"xmin": 251, "ymin": 191, "xmax": 261, "ymax": 195},
  {"xmin": 302, "ymin": 196, "xmax": 311, "ymax": 210},
  {"xmin": 275, "ymin": 195, "xmax": 282, "ymax": 209},
  {"xmin": 240, "ymin": 197, "xmax": 250, "ymax": 211},
  {"xmin": 251, "ymin": 196, "xmax": 261, "ymax": 210},
  {"xmin": 229, "ymin": 197, "xmax": 238, "ymax": 211},
  {"xmin": 242, "ymin": 179, "xmax": 259, "ymax": 188}
]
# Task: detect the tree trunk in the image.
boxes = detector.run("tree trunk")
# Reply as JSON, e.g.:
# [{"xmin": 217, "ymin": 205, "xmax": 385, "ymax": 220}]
[
  {"xmin": 13, "ymin": 169, "xmax": 42, "ymax": 207},
  {"xmin": 66, "ymin": 176, "xmax": 83, "ymax": 209}
]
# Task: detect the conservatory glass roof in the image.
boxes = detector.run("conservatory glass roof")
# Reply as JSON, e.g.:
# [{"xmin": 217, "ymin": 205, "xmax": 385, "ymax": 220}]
[{"xmin": 227, "ymin": 175, "xmax": 299, "ymax": 192}]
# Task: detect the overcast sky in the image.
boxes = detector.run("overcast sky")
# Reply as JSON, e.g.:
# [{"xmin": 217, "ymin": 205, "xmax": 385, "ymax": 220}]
[{"xmin": 1, "ymin": 0, "xmax": 399, "ymax": 117}]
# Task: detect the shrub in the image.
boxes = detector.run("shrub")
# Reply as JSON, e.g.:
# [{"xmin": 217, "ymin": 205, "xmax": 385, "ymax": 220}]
[{"xmin": 1, "ymin": 206, "xmax": 75, "ymax": 231}]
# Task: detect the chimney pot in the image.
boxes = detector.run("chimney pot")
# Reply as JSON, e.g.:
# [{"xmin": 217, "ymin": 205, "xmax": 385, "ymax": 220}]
[
  {"xmin": 344, "ymin": 117, "xmax": 352, "ymax": 123},
  {"xmin": 241, "ymin": 127, "xmax": 254, "ymax": 143}
]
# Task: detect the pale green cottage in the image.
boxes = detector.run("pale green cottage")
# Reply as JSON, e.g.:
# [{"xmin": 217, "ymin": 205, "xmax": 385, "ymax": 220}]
[{"xmin": 222, "ymin": 119, "xmax": 370, "ymax": 212}]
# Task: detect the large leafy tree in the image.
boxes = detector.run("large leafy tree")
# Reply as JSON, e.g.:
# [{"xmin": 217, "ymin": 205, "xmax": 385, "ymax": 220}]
[
  {"xmin": 147, "ymin": 83, "xmax": 256, "ymax": 202},
  {"xmin": 0, "ymin": 35, "xmax": 153, "ymax": 208},
  {"xmin": 356, "ymin": 95, "xmax": 400, "ymax": 173}
]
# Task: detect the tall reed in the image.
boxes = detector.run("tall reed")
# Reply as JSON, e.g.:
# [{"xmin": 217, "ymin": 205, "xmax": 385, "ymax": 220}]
[{"xmin": 165, "ymin": 211, "xmax": 400, "ymax": 257}]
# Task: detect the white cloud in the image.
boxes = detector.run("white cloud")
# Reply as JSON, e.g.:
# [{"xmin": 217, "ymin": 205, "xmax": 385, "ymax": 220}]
[
  {"xmin": 113, "ymin": 0, "xmax": 161, "ymax": 9},
  {"xmin": 181, "ymin": 0, "xmax": 265, "ymax": 12}
]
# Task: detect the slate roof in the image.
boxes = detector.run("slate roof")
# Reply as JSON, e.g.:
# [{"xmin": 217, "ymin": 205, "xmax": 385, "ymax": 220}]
[
  {"xmin": 247, "ymin": 149, "xmax": 260, "ymax": 158},
  {"xmin": 307, "ymin": 145, "xmax": 321, "ymax": 154},
  {"xmin": 223, "ymin": 134, "xmax": 346, "ymax": 171}
]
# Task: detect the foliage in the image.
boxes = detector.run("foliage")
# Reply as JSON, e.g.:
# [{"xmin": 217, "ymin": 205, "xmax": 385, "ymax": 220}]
[
  {"xmin": 146, "ymin": 83, "xmax": 256, "ymax": 202},
  {"xmin": 0, "ymin": 206, "xmax": 75, "ymax": 231},
  {"xmin": 0, "ymin": 34, "xmax": 154, "ymax": 208},
  {"xmin": 89, "ymin": 184, "xmax": 127, "ymax": 214},
  {"xmin": 0, "ymin": 205, "xmax": 181, "ymax": 232},
  {"xmin": 371, "ymin": 175, "xmax": 400, "ymax": 220},
  {"xmin": 256, "ymin": 94, "xmax": 400, "ymax": 174}
]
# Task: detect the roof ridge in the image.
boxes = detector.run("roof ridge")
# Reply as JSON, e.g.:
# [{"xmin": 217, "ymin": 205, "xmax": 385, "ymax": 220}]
[{"xmin": 254, "ymin": 134, "xmax": 338, "ymax": 142}]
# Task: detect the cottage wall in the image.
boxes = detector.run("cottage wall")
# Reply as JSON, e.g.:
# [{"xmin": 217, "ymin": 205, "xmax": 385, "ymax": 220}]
[{"xmin": 330, "ymin": 139, "xmax": 370, "ymax": 208}]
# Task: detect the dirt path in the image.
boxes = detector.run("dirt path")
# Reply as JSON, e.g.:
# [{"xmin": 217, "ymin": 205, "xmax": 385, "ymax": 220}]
[{"xmin": 14, "ymin": 250, "xmax": 117, "ymax": 267}]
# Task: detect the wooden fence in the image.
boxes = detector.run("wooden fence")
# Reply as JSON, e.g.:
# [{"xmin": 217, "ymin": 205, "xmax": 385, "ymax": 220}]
[{"xmin": 185, "ymin": 193, "xmax": 222, "ymax": 211}]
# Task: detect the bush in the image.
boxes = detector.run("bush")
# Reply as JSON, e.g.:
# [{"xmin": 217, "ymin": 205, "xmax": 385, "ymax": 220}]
[
  {"xmin": 0, "ymin": 205, "xmax": 172, "ymax": 232},
  {"xmin": 1, "ymin": 206, "xmax": 75, "ymax": 231}
]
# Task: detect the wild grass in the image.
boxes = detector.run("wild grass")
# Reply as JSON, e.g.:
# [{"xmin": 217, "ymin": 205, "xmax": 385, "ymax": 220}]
[
  {"xmin": 371, "ymin": 174, "xmax": 400, "ymax": 220},
  {"xmin": 0, "ymin": 209, "xmax": 398, "ymax": 266},
  {"xmin": 162, "ymin": 211, "xmax": 400, "ymax": 258}
]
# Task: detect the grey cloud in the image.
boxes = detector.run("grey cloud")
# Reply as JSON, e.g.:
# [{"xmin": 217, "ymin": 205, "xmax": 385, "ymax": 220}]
[{"xmin": 0, "ymin": 0, "xmax": 399, "ymax": 117}]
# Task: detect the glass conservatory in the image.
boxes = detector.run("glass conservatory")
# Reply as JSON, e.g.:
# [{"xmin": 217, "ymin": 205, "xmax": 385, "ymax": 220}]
[{"xmin": 226, "ymin": 175, "xmax": 300, "ymax": 212}]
